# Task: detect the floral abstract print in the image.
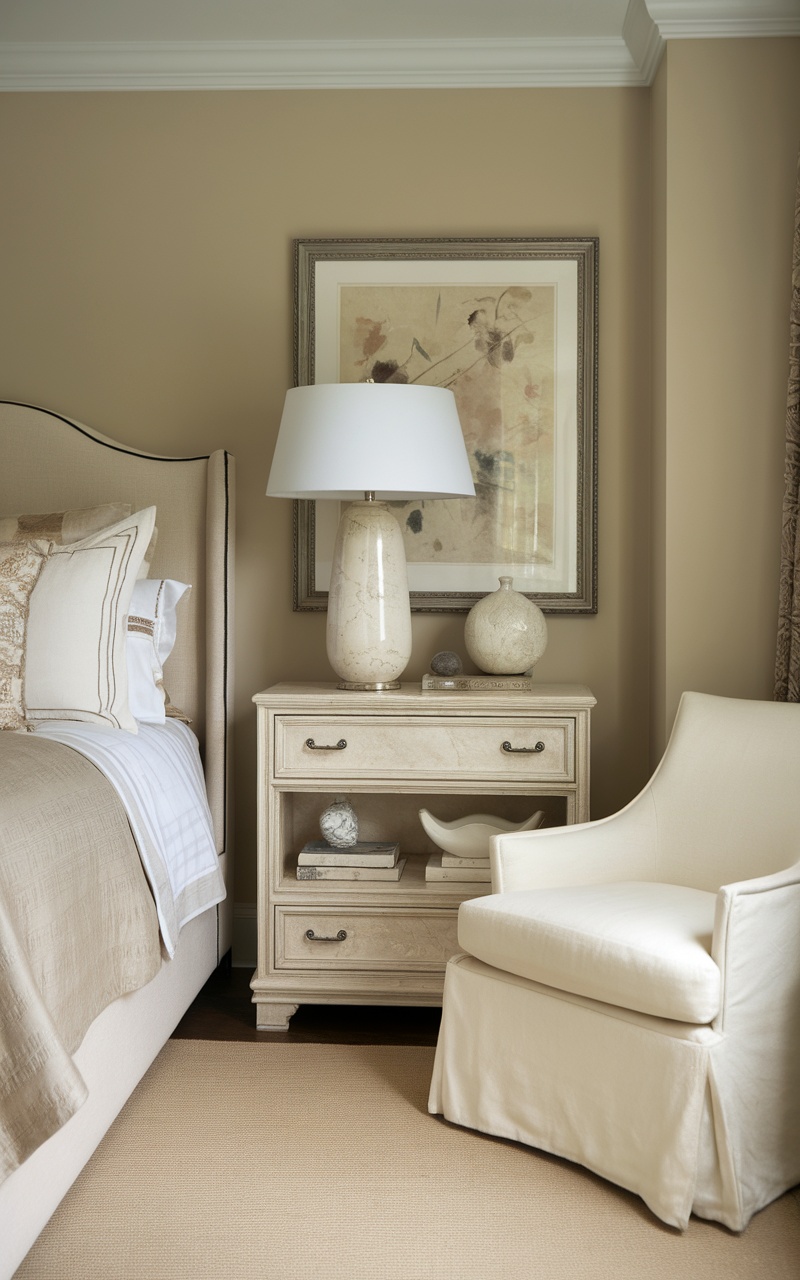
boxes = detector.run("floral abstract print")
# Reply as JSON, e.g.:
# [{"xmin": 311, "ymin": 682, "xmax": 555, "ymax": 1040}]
[{"xmin": 339, "ymin": 283, "xmax": 556, "ymax": 571}]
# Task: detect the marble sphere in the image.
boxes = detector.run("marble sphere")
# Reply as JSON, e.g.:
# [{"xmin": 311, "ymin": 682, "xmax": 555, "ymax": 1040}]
[{"xmin": 319, "ymin": 797, "xmax": 359, "ymax": 848}]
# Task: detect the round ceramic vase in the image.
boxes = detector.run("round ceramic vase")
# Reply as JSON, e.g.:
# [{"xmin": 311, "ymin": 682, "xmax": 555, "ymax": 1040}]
[{"xmin": 464, "ymin": 576, "xmax": 548, "ymax": 675}]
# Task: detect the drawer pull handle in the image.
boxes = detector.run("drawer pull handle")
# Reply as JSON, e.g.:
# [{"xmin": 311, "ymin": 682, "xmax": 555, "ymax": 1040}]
[
  {"xmin": 502, "ymin": 740, "xmax": 545, "ymax": 754},
  {"xmin": 305, "ymin": 929, "xmax": 347, "ymax": 943},
  {"xmin": 305, "ymin": 737, "xmax": 347, "ymax": 751}
]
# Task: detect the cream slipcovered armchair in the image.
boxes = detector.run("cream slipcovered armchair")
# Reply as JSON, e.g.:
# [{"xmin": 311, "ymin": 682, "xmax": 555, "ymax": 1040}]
[{"xmin": 428, "ymin": 693, "xmax": 800, "ymax": 1231}]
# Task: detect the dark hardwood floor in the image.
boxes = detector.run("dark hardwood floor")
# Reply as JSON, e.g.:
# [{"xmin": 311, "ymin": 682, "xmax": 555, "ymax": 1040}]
[{"xmin": 172, "ymin": 962, "xmax": 442, "ymax": 1046}]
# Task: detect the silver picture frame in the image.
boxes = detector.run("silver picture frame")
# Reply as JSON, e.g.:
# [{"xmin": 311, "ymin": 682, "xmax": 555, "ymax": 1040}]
[{"xmin": 292, "ymin": 236, "xmax": 598, "ymax": 614}]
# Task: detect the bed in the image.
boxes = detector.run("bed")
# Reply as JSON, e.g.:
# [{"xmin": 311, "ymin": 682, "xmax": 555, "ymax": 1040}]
[{"xmin": 0, "ymin": 401, "xmax": 235, "ymax": 1277}]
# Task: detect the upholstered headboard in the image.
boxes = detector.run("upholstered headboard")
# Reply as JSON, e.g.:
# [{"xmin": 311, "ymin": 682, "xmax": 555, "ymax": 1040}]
[{"xmin": 0, "ymin": 401, "xmax": 235, "ymax": 948}]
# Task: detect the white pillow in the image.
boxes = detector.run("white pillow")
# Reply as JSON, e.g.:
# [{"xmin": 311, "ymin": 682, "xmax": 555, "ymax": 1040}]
[
  {"xmin": 21, "ymin": 507, "xmax": 156, "ymax": 733},
  {"xmin": 127, "ymin": 578, "xmax": 190, "ymax": 724}
]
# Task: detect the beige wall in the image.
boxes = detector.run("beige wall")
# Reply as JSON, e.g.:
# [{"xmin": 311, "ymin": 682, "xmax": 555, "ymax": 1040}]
[
  {"xmin": 0, "ymin": 45, "xmax": 796, "ymax": 915},
  {"xmin": 651, "ymin": 39, "xmax": 800, "ymax": 747}
]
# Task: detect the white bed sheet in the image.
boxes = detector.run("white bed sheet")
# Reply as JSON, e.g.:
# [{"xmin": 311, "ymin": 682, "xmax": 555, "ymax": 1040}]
[{"xmin": 32, "ymin": 719, "xmax": 225, "ymax": 956}]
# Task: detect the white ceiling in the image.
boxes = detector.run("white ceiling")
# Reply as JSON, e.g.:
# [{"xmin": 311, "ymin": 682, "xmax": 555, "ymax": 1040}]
[
  {"xmin": 0, "ymin": 0, "xmax": 798, "ymax": 90},
  {"xmin": 0, "ymin": 0, "xmax": 631, "ymax": 44}
]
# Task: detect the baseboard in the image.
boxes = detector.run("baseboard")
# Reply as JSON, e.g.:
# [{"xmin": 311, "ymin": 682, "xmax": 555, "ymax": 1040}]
[{"xmin": 231, "ymin": 902, "xmax": 257, "ymax": 968}]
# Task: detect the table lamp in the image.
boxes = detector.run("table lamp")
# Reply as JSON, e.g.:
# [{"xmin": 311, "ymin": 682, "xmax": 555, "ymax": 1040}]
[{"xmin": 267, "ymin": 382, "xmax": 476, "ymax": 690}]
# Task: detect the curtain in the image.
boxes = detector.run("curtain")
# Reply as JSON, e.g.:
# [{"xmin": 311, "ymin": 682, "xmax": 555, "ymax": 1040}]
[{"xmin": 775, "ymin": 150, "xmax": 800, "ymax": 702}]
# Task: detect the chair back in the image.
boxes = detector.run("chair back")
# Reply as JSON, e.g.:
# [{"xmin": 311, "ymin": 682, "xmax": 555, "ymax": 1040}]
[{"xmin": 647, "ymin": 692, "xmax": 800, "ymax": 891}]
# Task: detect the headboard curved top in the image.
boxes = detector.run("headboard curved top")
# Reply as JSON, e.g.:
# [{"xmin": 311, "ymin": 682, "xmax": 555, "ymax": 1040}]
[{"xmin": 0, "ymin": 401, "xmax": 234, "ymax": 935}]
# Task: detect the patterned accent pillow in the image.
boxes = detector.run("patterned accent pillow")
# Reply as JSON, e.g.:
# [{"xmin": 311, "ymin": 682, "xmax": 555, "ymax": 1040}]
[
  {"xmin": 0, "ymin": 541, "xmax": 50, "ymax": 730},
  {"xmin": 0, "ymin": 506, "xmax": 156, "ymax": 734},
  {"xmin": 0, "ymin": 502, "xmax": 132, "ymax": 545},
  {"xmin": 0, "ymin": 504, "xmax": 157, "ymax": 578}
]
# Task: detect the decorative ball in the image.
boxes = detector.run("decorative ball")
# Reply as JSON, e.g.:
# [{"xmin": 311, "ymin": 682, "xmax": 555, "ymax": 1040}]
[
  {"xmin": 319, "ymin": 796, "xmax": 359, "ymax": 849},
  {"xmin": 464, "ymin": 576, "xmax": 548, "ymax": 675},
  {"xmin": 430, "ymin": 650, "xmax": 463, "ymax": 677}
]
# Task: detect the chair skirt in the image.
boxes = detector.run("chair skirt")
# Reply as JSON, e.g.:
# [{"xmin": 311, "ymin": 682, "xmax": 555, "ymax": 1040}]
[{"xmin": 428, "ymin": 954, "xmax": 799, "ymax": 1231}]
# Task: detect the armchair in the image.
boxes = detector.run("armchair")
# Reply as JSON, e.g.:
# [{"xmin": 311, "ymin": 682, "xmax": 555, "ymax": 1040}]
[{"xmin": 428, "ymin": 693, "xmax": 800, "ymax": 1230}]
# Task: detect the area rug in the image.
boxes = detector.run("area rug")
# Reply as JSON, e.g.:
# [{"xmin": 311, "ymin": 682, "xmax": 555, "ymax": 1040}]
[{"xmin": 16, "ymin": 1041, "xmax": 800, "ymax": 1279}]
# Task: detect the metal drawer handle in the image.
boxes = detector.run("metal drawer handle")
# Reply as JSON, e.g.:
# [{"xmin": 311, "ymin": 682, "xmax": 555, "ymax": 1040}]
[
  {"xmin": 305, "ymin": 738, "xmax": 347, "ymax": 751},
  {"xmin": 502, "ymin": 740, "xmax": 545, "ymax": 754},
  {"xmin": 305, "ymin": 929, "xmax": 347, "ymax": 942}
]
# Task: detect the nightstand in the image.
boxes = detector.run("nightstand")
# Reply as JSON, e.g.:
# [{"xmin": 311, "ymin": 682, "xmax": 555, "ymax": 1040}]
[{"xmin": 251, "ymin": 681, "xmax": 595, "ymax": 1030}]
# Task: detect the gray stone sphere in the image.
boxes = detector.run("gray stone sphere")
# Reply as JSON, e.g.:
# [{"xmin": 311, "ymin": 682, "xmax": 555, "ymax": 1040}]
[{"xmin": 430, "ymin": 650, "xmax": 463, "ymax": 677}]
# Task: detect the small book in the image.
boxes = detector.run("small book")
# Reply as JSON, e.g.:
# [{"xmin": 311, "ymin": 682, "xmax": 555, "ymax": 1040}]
[
  {"xmin": 425, "ymin": 854, "xmax": 492, "ymax": 882},
  {"xmin": 422, "ymin": 674, "xmax": 535, "ymax": 692},
  {"xmin": 440, "ymin": 853, "xmax": 492, "ymax": 868},
  {"xmin": 297, "ymin": 840, "xmax": 400, "ymax": 868},
  {"xmin": 297, "ymin": 858, "xmax": 406, "ymax": 882}
]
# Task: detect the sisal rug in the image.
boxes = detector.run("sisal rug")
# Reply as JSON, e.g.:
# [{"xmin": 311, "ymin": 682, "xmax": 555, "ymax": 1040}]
[{"xmin": 17, "ymin": 1041, "xmax": 800, "ymax": 1280}]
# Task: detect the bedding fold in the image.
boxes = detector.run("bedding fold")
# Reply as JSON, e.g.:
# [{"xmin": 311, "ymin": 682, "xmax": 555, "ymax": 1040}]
[
  {"xmin": 0, "ymin": 734, "xmax": 162, "ymax": 1182},
  {"xmin": 33, "ymin": 719, "xmax": 225, "ymax": 955}
]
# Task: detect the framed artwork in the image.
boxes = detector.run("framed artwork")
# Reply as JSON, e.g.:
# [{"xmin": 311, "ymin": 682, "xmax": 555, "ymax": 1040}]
[{"xmin": 292, "ymin": 236, "xmax": 598, "ymax": 613}]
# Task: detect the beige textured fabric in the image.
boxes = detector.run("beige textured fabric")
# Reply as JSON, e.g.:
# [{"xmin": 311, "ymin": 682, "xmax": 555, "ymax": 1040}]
[
  {"xmin": 0, "ymin": 912, "xmax": 219, "ymax": 1279},
  {"xmin": 15, "ymin": 1041, "xmax": 800, "ymax": 1280},
  {"xmin": 203, "ymin": 446, "xmax": 234, "ymax": 866},
  {"xmin": 432, "ymin": 693, "xmax": 800, "ymax": 1231},
  {"xmin": 0, "ymin": 403, "xmax": 234, "ymax": 1262},
  {"xmin": 0, "ymin": 733, "xmax": 161, "ymax": 1183},
  {"xmin": 0, "ymin": 503, "xmax": 131, "ymax": 545},
  {"xmin": 0, "ymin": 540, "xmax": 48, "ymax": 729},
  {"xmin": 0, "ymin": 402, "xmax": 234, "ymax": 928},
  {"xmin": 20, "ymin": 506, "xmax": 156, "ymax": 732},
  {"xmin": 775, "ymin": 148, "xmax": 800, "ymax": 700},
  {"xmin": 0, "ymin": 503, "xmax": 157, "ymax": 578}
]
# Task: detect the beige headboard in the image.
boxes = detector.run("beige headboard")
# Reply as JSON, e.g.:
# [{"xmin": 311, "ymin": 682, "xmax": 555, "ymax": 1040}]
[{"xmin": 0, "ymin": 401, "xmax": 235, "ymax": 950}]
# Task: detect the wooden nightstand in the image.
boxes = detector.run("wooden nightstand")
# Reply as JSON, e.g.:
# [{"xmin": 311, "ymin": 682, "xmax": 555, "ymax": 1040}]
[{"xmin": 251, "ymin": 681, "xmax": 595, "ymax": 1030}]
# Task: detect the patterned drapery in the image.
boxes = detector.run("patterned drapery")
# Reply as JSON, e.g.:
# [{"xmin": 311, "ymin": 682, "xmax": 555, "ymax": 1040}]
[{"xmin": 775, "ymin": 150, "xmax": 800, "ymax": 702}]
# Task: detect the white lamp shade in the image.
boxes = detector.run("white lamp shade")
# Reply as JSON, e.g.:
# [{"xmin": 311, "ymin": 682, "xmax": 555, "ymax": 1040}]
[{"xmin": 267, "ymin": 382, "xmax": 476, "ymax": 500}]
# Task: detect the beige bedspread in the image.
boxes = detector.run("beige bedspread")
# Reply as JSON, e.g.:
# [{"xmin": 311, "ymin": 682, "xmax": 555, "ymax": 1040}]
[{"xmin": 0, "ymin": 733, "xmax": 162, "ymax": 1182}]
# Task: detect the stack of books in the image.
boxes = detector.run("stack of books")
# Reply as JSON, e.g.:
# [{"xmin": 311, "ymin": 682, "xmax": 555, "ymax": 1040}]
[
  {"xmin": 422, "ymin": 673, "xmax": 535, "ymax": 692},
  {"xmin": 296, "ymin": 840, "xmax": 405, "ymax": 881},
  {"xmin": 425, "ymin": 852, "xmax": 493, "ymax": 882}
]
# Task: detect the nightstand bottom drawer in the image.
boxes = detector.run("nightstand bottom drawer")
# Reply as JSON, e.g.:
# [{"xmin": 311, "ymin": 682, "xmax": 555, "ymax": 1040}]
[{"xmin": 275, "ymin": 907, "xmax": 459, "ymax": 971}]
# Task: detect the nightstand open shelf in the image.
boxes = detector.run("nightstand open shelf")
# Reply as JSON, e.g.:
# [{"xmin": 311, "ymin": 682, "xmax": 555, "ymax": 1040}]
[{"xmin": 252, "ymin": 682, "xmax": 595, "ymax": 1030}]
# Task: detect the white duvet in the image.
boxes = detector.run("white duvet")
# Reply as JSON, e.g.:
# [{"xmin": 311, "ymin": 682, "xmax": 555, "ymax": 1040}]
[{"xmin": 33, "ymin": 719, "xmax": 225, "ymax": 956}]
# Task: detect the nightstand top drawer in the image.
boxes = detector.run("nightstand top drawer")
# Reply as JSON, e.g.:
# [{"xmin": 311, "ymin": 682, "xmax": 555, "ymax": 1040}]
[{"xmin": 273, "ymin": 714, "xmax": 575, "ymax": 782}]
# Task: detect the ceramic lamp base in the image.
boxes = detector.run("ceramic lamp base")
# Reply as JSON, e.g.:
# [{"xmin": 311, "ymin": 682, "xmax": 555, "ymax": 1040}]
[{"xmin": 326, "ymin": 500, "xmax": 412, "ymax": 690}]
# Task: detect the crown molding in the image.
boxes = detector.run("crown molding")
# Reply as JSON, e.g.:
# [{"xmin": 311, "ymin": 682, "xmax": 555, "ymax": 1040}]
[
  {"xmin": 623, "ymin": 1, "xmax": 666, "ymax": 84},
  {"xmin": 0, "ymin": 4, "xmax": 797, "ymax": 92},
  {"xmin": 624, "ymin": 0, "xmax": 800, "ymax": 82},
  {"xmin": 0, "ymin": 37, "xmax": 644, "ymax": 91},
  {"xmin": 645, "ymin": 0, "xmax": 800, "ymax": 40}
]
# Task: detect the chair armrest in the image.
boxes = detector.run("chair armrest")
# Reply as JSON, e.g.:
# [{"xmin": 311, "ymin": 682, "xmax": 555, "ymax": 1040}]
[
  {"xmin": 711, "ymin": 861, "xmax": 800, "ymax": 1031},
  {"xmin": 491, "ymin": 792, "xmax": 659, "ymax": 892}
]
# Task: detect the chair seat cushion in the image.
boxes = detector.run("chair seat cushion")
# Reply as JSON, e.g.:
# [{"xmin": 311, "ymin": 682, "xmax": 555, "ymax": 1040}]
[{"xmin": 458, "ymin": 881, "xmax": 720, "ymax": 1023}]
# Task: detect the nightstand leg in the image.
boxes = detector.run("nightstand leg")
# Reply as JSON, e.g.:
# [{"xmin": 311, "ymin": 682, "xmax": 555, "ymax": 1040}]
[{"xmin": 256, "ymin": 1001, "xmax": 299, "ymax": 1031}]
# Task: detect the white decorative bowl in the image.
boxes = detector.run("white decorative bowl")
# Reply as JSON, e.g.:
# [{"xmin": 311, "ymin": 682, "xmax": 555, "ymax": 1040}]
[{"xmin": 418, "ymin": 808, "xmax": 545, "ymax": 859}]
